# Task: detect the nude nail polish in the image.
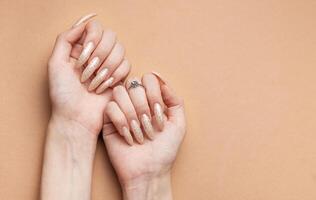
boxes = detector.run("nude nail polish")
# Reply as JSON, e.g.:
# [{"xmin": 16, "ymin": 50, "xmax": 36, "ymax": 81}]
[
  {"xmin": 154, "ymin": 103, "xmax": 164, "ymax": 130},
  {"xmin": 141, "ymin": 114, "xmax": 155, "ymax": 140},
  {"xmin": 96, "ymin": 77, "xmax": 114, "ymax": 94},
  {"xmin": 76, "ymin": 42, "xmax": 94, "ymax": 68},
  {"xmin": 81, "ymin": 57, "xmax": 100, "ymax": 82},
  {"xmin": 88, "ymin": 68, "xmax": 108, "ymax": 91},
  {"xmin": 151, "ymin": 71, "xmax": 167, "ymax": 84},
  {"xmin": 72, "ymin": 13, "xmax": 97, "ymax": 27},
  {"xmin": 130, "ymin": 120, "xmax": 144, "ymax": 144},
  {"xmin": 122, "ymin": 126, "xmax": 133, "ymax": 145}
]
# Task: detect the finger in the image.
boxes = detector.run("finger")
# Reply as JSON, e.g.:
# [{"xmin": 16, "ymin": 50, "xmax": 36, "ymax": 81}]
[
  {"xmin": 81, "ymin": 29, "xmax": 117, "ymax": 82},
  {"xmin": 77, "ymin": 31, "xmax": 87, "ymax": 45},
  {"xmin": 72, "ymin": 13, "xmax": 97, "ymax": 27},
  {"xmin": 126, "ymin": 78, "xmax": 154, "ymax": 140},
  {"xmin": 75, "ymin": 20, "xmax": 103, "ymax": 68},
  {"xmin": 102, "ymin": 123, "xmax": 117, "ymax": 136},
  {"xmin": 70, "ymin": 44, "xmax": 83, "ymax": 59},
  {"xmin": 88, "ymin": 42, "xmax": 125, "ymax": 91},
  {"xmin": 112, "ymin": 85, "xmax": 144, "ymax": 144},
  {"xmin": 104, "ymin": 101, "xmax": 134, "ymax": 145},
  {"xmin": 50, "ymin": 25, "xmax": 86, "ymax": 63},
  {"xmin": 153, "ymin": 72, "xmax": 185, "ymax": 128},
  {"xmin": 142, "ymin": 73, "xmax": 166, "ymax": 131},
  {"xmin": 50, "ymin": 13, "xmax": 97, "ymax": 63},
  {"xmin": 69, "ymin": 32, "xmax": 86, "ymax": 59},
  {"xmin": 96, "ymin": 59, "xmax": 131, "ymax": 94}
]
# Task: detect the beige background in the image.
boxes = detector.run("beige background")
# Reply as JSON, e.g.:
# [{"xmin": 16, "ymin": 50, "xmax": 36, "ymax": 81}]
[{"xmin": 1, "ymin": 0, "xmax": 316, "ymax": 199}]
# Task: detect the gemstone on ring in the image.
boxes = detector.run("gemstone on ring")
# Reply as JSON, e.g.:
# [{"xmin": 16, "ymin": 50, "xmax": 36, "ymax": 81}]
[{"xmin": 129, "ymin": 80, "xmax": 141, "ymax": 89}]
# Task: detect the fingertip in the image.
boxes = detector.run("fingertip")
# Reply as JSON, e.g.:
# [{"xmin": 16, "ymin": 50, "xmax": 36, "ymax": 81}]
[
  {"xmin": 151, "ymin": 71, "xmax": 168, "ymax": 85},
  {"xmin": 122, "ymin": 126, "xmax": 134, "ymax": 146},
  {"xmin": 161, "ymin": 83, "xmax": 182, "ymax": 108},
  {"xmin": 72, "ymin": 13, "xmax": 97, "ymax": 28}
]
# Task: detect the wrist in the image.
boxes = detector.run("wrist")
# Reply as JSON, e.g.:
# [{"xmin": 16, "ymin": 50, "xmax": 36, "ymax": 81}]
[
  {"xmin": 49, "ymin": 112, "xmax": 98, "ymax": 141},
  {"xmin": 50, "ymin": 107, "xmax": 102, "ymax": 136},
  {"xmin": 122, "ymin": 172, "xmax": 173, "ymax": 200},
  {"xmin": 41, "ymin": 114, "xmax": 98, "ymax": 200},
  {"xmin": 46, "ymin": 113, "xmax": 98, "ymax": 164}
]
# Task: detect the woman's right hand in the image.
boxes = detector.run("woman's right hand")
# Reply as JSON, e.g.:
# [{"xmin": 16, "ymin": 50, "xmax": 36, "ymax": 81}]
[{"xmin": 102, "ymin": 73, "xmax": 186, "ymax": 200}]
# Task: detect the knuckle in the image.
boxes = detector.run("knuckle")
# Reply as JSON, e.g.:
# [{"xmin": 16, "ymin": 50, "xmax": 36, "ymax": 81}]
[
  {"xmin": 147, "ymin": 92, "xmax": 161, "ymax": 102},
  {"xmin": 142, "ymin": 73, "xmax": 155, "ymax": 82},
  {"xmin": 135, "ymin": 104, "xmax": 150, "ymax": 115},
  {"xmin": 116, "ymin": 59, "xmax": 129, "ymax": 72},
  {"xmin": 106, "ymin": 54, "xmax": 123, "ymax": 67},
  {"xmin": 122, "ymin": 59, "xmax": 131, "ymax": 68},
  {"xmin": 89, "ymin": 32, "xmax": 99, "ymax": 40},
  {"xmin": 125, "ymin": 62, "xmax": 132, "ymax": 74},
  {"xmin": 125, "ymin": 109, "xmax": 137, "ymax": 119},
  {"xmin": 106, "ymin": 29, "xmax": 117, "ymax": 39},
  {"xmin": 142, "ymin": 73, "xmax": 159, "ymax": 86},
  {"xmin": 112, "ymin": 68, "xmax": 124, "ymax": 78},
  {"xmin": 113, "ymin": 117, "xmax": 126, "ymax": 126},
  {"xmin": 112, "ymin": 85, "xmax": 126, "ymax": 96},
  {"xmin": 56, "ymin": 32, "xmax": 66, "ymax": 41},
  {"xmin": 106, "ymin": 101, "xmax": 117, "ymax": 112},
  {"xmin": 114, "ymin": 42, "xmax": 125, "ymax": 54},
  {"xmin": 87, "ymin": 19, "xmax": 102, "ymax": 27}
]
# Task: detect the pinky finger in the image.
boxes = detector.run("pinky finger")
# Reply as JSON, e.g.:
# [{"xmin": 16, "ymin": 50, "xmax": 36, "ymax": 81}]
[{"xmin": 96, "ymin": 59, "xmax": 131, "ymax": 94}]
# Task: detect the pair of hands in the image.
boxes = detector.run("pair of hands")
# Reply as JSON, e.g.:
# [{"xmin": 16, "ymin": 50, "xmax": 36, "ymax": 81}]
[{"xmin": 42, "ymin": 14, "xmax": 186, "ymax": 200}]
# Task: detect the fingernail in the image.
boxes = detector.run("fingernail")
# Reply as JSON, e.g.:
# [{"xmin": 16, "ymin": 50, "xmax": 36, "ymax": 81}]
[
  {"xmin": 88, "ymin": 68, "xmax": 108, "ymax": 91},
  {"xmin": 122, "ymin": 126, "xmax": 133, "ymax": 145},
  {"xmin": 154, "ymin": 103, "xmax": 164, "ymax": 130},
  {"xmin": 76, "ymin": 42, "xmax": 94, "ymax": 68},
  {"xmin": 130, "ymin": 120, "xmax": 144, "ymax": 144},
  {"xmin": 96, "ymin": 77, "xmax": 114, "ymax": 94},
  {"xmin": 72, "ymin": 13, "xmax": 97, "ymax": 27},
  {"xmin": 141, "ymin": 114, "xmax": 155, "ymax": 140},
  {"xmin": 151, "ymin": 71, "xmax": 167, "ymax": 84},
  {"xmin": 81, "ymin": 57, "xmax": 100, "ymax": 82}
]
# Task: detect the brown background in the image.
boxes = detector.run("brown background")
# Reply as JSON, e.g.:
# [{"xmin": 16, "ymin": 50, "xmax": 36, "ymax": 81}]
[{"xmin": 1, "ymin": 0, "xmax": 316, "ymax": 199}]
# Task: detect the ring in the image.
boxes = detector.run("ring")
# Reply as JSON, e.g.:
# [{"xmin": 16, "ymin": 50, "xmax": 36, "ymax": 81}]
[{"xmin": 128, "ymin": 80, "xmax": 144, "ymax": 90}]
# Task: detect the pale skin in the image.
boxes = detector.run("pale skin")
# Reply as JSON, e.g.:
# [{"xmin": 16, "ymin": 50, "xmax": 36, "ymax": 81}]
[
  {"xmin": 41, "ymin": 14, "xmax": 186, "ymax": 200},
  {"xmin": 103, "ymin": 74, "xmax": 186, "ymax": 200}
]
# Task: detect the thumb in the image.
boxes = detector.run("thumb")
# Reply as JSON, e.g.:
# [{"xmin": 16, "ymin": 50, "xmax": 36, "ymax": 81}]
[
  {"xmin": 153, "ymin": 72, "xmax": 186, "ymax": 127},
  {"xmin": 50, "ymin": 13, "xmax": 96, "ymax": 63}
]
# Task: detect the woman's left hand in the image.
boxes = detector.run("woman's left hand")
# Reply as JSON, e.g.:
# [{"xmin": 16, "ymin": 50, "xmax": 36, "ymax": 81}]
[{"xmin": 48, "ymin": 14, "xmax": 130, "ymax": 136}]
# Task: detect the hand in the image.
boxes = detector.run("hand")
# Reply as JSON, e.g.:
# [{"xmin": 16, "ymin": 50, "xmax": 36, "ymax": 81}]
[
  {"xmin": 102, "ymin": 72, "xmax": 186, "ymax": 199},
  {"xmin": 41, "ymin": 14, "xmax": 130, "ymax": 200},
  {"xmin": 48, "ymin": 14, "xmax": 130, "ymax": 136}
]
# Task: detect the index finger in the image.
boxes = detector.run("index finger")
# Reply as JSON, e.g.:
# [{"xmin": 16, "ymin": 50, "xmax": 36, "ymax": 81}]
[{"xmin": 50, "ymin": 13, "xmax": 97, "ymax": 63}]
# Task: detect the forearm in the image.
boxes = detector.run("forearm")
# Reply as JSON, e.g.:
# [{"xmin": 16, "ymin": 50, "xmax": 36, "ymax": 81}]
[
  {"xmin": 122, "ymin": 172, "xmax": 173, "ymax": 200},
  {"xmin": 40, "ymin": 115, "xmax": 97, "ymax": 200}
]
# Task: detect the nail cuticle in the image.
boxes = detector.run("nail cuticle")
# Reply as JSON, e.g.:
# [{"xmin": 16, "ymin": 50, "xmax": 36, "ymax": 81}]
[{"xmin": 76, "ymin": 42, "xmax": 94, "ymax": 68}]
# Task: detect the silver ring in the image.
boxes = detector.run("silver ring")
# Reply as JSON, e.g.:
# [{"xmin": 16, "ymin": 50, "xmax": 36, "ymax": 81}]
[{"xmin": 128, "ymin": 80, "xmax": 144, "ymax": 90}]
